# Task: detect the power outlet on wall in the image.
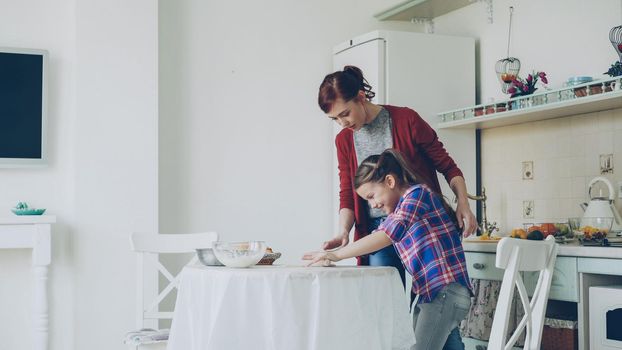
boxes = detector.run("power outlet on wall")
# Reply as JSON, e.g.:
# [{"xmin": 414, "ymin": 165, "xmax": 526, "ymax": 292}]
[
  {"xmin": 523, "ymin": 200, "xmax": 534, "ymax": 219},
  {"xmin": 522, "ymin": 161, "xmax": 534, "ymax": 180}
]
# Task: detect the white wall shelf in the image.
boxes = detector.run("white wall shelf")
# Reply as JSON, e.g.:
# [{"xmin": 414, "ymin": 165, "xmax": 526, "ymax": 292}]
[
  {"xmin": 437, "ymin": 77, "xmax": 622, "ymax": 130},
  {"xmin": 374, "ymin": 0, "xmax": 473, "ymax": 21}
]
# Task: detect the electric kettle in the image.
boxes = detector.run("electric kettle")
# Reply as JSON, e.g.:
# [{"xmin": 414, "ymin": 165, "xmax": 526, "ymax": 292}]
[{"xmin": 580, "ymin": 177, "xmax": 622, "ymax": 233}]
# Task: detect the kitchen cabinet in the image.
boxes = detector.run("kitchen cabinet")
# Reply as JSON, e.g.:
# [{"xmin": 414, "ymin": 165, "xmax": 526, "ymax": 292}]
[
  {"xmin": 524, "ymin": 256, "xmax": 579, "ymax": 302},
  {"xmin": 463, "ymin": 243, "xmax": 622, "ymax": 350},
  {"xmin": 374, "ymin": 0, "xmax": 473, "ymax": 21}
]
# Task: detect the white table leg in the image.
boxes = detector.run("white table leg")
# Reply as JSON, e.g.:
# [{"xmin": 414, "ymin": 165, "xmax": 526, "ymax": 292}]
[
  {"xmin": 33, "ymin": 266, "xmax": 48, "ymax": 350},
  {"xmin": 32, "ymin": 224, "xmax": 51, "ymax": 350}
]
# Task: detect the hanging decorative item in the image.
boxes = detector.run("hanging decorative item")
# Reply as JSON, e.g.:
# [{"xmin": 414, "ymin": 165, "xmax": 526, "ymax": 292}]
[
  {"xmin": 495, "ymin": 6, "xmax": 521, "ymax": 94},
  {"xmin": 610, "ymin": 25, "xmax": 622, "ymax": 62}
]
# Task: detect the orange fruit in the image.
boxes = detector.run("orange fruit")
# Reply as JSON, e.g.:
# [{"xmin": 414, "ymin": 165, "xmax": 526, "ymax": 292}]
[
  {"xmin": 527, "ymin": 225, "xmax": 541, "ymax": 233},
  {"xmin": 511, "ymin": 228, "xmax": 527, "ymax": 239},
  {"xmin": 540, "ymin": 223, "xmax": 557, "ymax": 238}
]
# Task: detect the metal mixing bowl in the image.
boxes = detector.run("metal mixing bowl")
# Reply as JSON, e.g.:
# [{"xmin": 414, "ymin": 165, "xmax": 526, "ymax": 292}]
[{"xmin": 196, "ymin": 248, "xmax": 224, "ymax": 266}]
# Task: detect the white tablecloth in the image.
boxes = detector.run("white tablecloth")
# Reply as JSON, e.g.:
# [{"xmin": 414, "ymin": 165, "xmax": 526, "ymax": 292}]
[{"xmin": 168, "ymin": 265, "xmax": 415, "ymax": 350}]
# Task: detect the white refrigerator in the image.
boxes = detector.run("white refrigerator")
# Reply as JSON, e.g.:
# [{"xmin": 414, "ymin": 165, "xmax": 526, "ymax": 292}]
[{"xmin": 332, "ymin": 30, "xmax": 477, "ymax": 232}]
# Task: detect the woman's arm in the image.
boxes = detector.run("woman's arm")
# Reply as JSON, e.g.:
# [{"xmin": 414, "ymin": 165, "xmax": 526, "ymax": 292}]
[
  {"xmin": 450, "ymin": 176, "xmax": 477, "ymax": 236},
  {"xmin": 410, "ymin": 112, "xmax": 477, "ymax": 236},
  {"xmin": 323, "ymin": 134, "xmax": 356, "ymax": 250},
  {"xmin": 323, "ymin": 208, "xmax": 354, "ymax": 250},
  {"xmin": 305, "ymin": 230, "xmax": 392, "ymax": 266}
]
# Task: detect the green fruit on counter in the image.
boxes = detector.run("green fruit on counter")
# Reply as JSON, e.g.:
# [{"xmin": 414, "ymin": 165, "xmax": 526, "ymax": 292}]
[
  {"xmin": 527, "ymin": 230, "xmax": 544, "ymax": 240},
  {"xmin": 554, "ymin": 223, "xmax": 570, "ymax": 237}
]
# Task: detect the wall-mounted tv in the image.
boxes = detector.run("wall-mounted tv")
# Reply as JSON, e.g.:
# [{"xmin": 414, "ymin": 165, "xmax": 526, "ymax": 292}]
[{"xmin": 0, "ymin": 48, "xmax": 48, "ymax": 167}]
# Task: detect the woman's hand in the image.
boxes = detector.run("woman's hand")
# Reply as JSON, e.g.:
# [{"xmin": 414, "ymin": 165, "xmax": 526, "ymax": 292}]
[
  {"xmin": 456, "ymin": 200, "xmax": 477, "ymax": 237},
  {"xmin": 322, "ymin": 232, "xmax": 349, "ymax": 251},
  {"xmin": 302, "ymin": 251, "xmax": 341, "ymax": 267}
]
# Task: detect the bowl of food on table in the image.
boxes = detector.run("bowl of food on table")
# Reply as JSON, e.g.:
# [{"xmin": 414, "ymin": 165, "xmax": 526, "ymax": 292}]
[{"xmin": 212, "ymin": 241, "xmax": 267, "ymax": 268}]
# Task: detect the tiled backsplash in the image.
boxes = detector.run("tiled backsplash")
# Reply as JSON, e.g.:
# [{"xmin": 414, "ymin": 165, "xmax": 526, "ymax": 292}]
[{"xmin": 481, "ymin": 107, "xmax": 622, "ymax": 233}]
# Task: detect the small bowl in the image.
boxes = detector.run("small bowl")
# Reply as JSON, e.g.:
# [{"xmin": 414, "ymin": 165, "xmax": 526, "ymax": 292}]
[
  {"xmin": 11, "ymin": 208, "xmax": 46, "ymax": 215},
  {"xmin": 212, "ymin": 241, "xmax": 266, "ymax": 268},
  {"xmin": 196, "ymin": 248, "xmax": 223, "ymax": 266},
  {"xmin": 566, "ymin": 76, "xmax": 593, "ymax": 86},
  {"xmin": 568, "ymin": 217, "xmax": 613, "ymax": 241}
]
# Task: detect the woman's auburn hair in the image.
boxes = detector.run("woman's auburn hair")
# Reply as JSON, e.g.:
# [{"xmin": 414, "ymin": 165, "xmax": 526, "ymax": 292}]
[{"xmin": 317, "ymin": 65, "xmax": 376, "ymax": 113}]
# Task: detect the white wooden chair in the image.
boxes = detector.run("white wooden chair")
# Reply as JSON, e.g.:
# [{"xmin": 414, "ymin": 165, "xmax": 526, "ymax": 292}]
[
  {"xmin": 126, "ymin": 232, "xmax": 219, "ymax": 350},
  {"xmin": 488, "ymin": 235, "xmax": 558, "ymax": 350}
]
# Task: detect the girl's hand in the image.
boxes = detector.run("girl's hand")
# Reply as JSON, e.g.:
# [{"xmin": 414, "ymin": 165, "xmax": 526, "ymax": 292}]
[
  {"xmin": 456, "ymin": 201, "xmax": 477, "ymax": 237},
  {"xmin": 322, "ymin": 232, "xmax": 349, "ymax": 251},
  {"xmin": 302, "ymin": 251, "xmax": 341, "ymax": 267}
]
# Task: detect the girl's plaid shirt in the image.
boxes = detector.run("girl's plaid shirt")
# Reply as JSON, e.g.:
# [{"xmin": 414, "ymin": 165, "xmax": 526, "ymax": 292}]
[{"xmin": 378, "ymin": 184, "xmax": 472, "ymax": 303}]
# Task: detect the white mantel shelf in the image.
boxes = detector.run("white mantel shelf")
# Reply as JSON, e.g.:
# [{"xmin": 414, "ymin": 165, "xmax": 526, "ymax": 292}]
[
  {"xmin": 437, "ymin": 89, "xmax": 622, "ymax": 130},
  {"xmin": 0, "ymin": 215, "xmax": 56, "ymax": 350},
  {"xmin": 0, "ymin": 215, "xmax": 56, "ymax": 225}
]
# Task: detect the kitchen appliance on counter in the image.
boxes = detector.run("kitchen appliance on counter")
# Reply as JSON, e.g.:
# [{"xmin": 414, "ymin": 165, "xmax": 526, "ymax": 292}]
[{"xmin": 580, "ymin": 177, "xmax": 622, "ymax": 234}]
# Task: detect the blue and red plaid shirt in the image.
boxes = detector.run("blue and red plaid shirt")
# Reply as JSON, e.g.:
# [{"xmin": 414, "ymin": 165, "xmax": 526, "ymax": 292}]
[{"xmin": 378, "ymin": 184, "xmax": 471, "ymax": 303}]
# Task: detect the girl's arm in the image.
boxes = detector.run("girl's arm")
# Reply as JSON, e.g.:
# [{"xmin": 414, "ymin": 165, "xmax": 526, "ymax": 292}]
[{"xmin": 304, "ymin": 230, "xmax": 392, "ymax": 266}]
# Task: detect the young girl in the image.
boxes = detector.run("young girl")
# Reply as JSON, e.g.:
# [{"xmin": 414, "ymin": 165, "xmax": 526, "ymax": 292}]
[{"xmin": 304, "ymin": 149, "xmax": 472, "ymax": 350}]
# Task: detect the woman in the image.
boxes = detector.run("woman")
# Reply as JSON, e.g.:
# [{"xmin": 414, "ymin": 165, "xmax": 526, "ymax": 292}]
[{"xmin": 317, "ymin": 65, "xmax": 477, "ymax": 350}]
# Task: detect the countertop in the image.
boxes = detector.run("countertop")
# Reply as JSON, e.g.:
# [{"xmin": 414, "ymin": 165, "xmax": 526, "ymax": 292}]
[{"xmin": 462, "ymin": 239, "xmax": 622, "ymax": 259}]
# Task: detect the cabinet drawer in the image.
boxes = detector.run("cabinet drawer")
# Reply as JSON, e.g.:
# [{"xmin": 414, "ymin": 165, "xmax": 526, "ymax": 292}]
[
  {"xmin": 525, "ymin": 256, "xmax": 578, "ymax": 302},
  {"xmin": 465, "ymin": 252, "xmax": 504, "ymax": 281},
  {"xmin": 578, "ymin": 257, "xmax": 622, "ymax": 276}
]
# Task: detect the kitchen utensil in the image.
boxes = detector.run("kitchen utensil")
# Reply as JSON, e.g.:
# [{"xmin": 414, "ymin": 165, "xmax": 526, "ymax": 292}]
[
  {"xmin": 580, "ymin": 177, "xmax": 622, "ymax": 234},
  {"xmin": 212, "ymin": 241, "xmax": 266, "ymax": 268},
  {"xmin": 196, "ymin": 248, "xmax": 223, "ymax": 266},
  {"xmin": 565, "ymin": 76, "xmax": 593, "ymax": 86},
  {"xmin": 495, "ymin": 7, "xmax": 521, "ymax": 94}
]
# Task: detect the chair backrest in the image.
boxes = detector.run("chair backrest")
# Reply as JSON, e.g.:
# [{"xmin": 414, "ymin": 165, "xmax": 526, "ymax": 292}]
[
  {"xmin": 129, "ymin": 232, "xmax": 218, "ymax": 329},
  {"xmin": 488, "ymin": 236, "xmax": 558, "ymax": 350}
]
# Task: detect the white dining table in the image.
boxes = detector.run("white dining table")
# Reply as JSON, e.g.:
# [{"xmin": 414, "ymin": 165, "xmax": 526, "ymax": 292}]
[{"xmin": 167, "ymin": 264, "xmax": 415, "ymax": 350}]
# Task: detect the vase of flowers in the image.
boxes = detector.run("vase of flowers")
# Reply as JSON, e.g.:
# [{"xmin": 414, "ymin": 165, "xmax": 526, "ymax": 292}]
[
  {"xmin": 507, "ymin": 71, "xmax": 548, "ymax": 96},
  {"xmin": 507, "ymin": 71, "xmax": 548, "ymax": 108}
]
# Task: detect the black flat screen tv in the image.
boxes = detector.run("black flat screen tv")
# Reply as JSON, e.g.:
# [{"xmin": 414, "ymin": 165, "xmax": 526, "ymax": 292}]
[{"xmin": 0, "ymin": 48, "xmax": 48, "ymax": 167}]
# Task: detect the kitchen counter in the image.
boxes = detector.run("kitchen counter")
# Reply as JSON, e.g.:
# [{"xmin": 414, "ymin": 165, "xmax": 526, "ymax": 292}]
[
  {"xmin": 462, "ymin": 237, "xmax": 622, "ymax": 350},
  {"xmin": 463, "ymin": 239, "xmax": 622, "ymax": 259}
]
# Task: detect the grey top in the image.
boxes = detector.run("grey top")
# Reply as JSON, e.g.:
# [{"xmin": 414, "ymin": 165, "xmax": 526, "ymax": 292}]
[{"xmin": 353, "ymin": 107, "xmax": 393, "ymax": 219}]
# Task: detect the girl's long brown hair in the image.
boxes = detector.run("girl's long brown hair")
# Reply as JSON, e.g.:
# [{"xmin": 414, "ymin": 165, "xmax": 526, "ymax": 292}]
[{"xmin": 354, "ymin": 149, "xmax": 458, "ymax": 225}]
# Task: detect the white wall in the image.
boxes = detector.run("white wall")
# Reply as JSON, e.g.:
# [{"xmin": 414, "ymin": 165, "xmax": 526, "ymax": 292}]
[
  {"xmin": 158, "ymin": 0, "xmax": 420, "ymax": 263},
  {"xmin": 74, "ymin": 1, "xmax": 158, "ymax": 349},
  {"xmin": 0, "ymin": 1, "xmax": 158, "ymax": 349},
  {"xmin": 0, "ymin": 1, "xmax": 76, "ymax": 349},
  {"xmin": 432, "ymin": 0, "xmax": 622, "ymax": 104}
]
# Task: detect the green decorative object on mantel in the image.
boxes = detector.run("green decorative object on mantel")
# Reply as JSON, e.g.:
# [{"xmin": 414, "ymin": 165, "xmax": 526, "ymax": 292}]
[{"xmin": 11, "ymin": 202, "xmax": 46, "ymax": 215}]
